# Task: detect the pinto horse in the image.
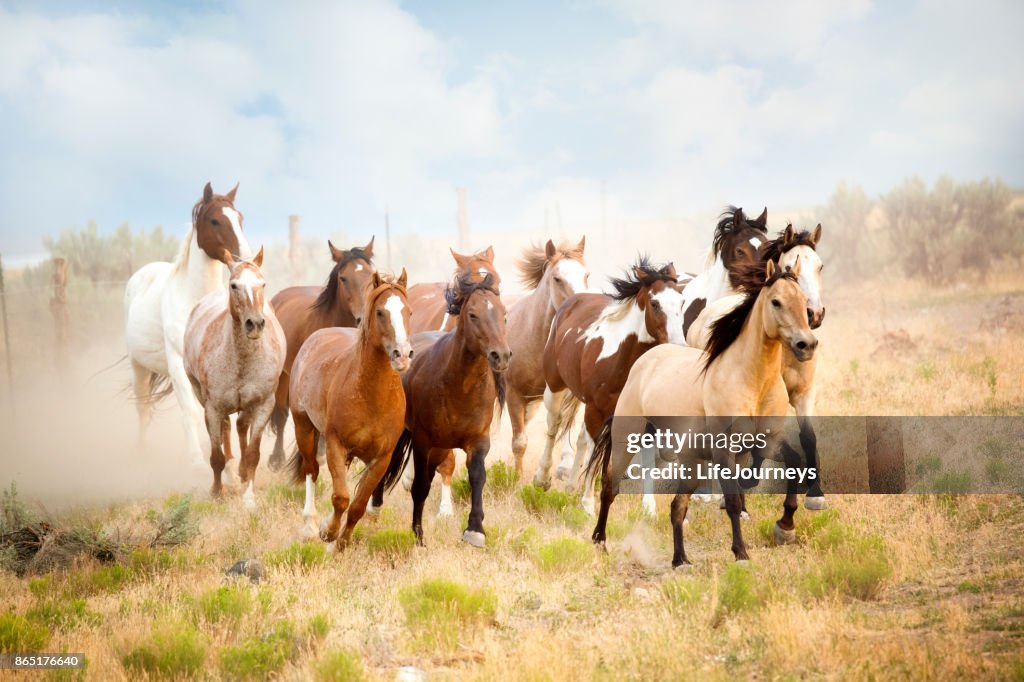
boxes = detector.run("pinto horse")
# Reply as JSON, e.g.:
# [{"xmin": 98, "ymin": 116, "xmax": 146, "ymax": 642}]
[
  {"xmin": 591, "ymin": 259, "xmax": 817, "ymax": 565},
  {"xmin": 374, "ymin": 274, "xmax": 510, "ymax": 548},
  {"xmin": 506, "ymin": 238, "xmax": 589, "ymax": 478},
  {"xmin": 407, "ymin": 246, "xmax": 501, "ymax": 334},
  {"xmin": 184, "ymin": 247, "xmax": 284, "ymax": 509},
  {"xmin": 535, "ymin": 257, "xmax": 686, "ymax": 515},
  {"xmin": 267, "ymin": 238, "xmax": 376, "ymax": 470},
  {"xmin": 125, "ymin": 181, "xmax": 253, "ymax": 469},
  {"xmin": 288, "ymin": 271, "xmax": 413, "ymax": 550}
]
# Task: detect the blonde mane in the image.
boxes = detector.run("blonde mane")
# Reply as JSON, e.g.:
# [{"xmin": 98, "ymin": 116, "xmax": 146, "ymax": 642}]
[{"xmin": 517, "ymin": 240, "xmax": 586, "ymax": 290}]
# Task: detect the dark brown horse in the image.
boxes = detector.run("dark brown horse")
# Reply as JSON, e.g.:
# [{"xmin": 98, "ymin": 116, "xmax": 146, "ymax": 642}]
[
  {"xmin": 267, "ymin": 238, "xmax": 376, "ymax": 469},
  {"xmin": 407, "ymin": 246, "xmax": 501, "ymax": 333},
  {"xmin": 288, "ymin": 270, "xmax": 412, "ymax": 550},
  {"xmin": 373, "ymin": 274, "xmax": 510, "ymax": 548},
  {"xmin": 535, "ymin": 257, "xmax": 686, "ymax": 515}
]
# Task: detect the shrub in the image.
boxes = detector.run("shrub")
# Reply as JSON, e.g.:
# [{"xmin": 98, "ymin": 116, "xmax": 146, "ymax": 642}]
[
  {"xmin": 662, "ymin": 576, "xmax": 706, "ymax": 613},
  {"xmin": 122, "ymin": 622, "xmax": 206, "ymax": 678},
  {"xmin": 65, "ymin": 564, "xmax": 131, "ymax": 596},
  {"xmin": 266, "ymin": 541, "xmax": 328, "ymax": 570},
  {"xmin": 805, "ymin": 533, "xmax": 892, "ymax": 600},
  {"xmin": 314, "ymin": 648, "xmax": 365, "ymax": 682},
  {"xmin": 26, "ymin": 599, "xmax": 98, "ymax": 630},
  {"xmin": 534, "ymin": 538, "xmax": 592, "ymax": 574},
  {"xmin": 0, "ymin": 613, "xmax": 50, "ymax": 653},
  {"xmin": 219, "ymin": 617, "xmax": 326, "ymax": 680},
  {"xmin": 189, "ymin": 584, "xmax": 253, "ymax": 625},
  {"xmin": 366, "ymin": 529, "xmax": 416, "ymax": 561},
  {"xmin": 398, "ymin": 579, "xmax": 497, "ymax": 650},
  {"xmin": 930, "ymin": 471, "xmax": 973, "ymax": 494},
  {"xmin": 509, "ymin": 526, "xmax": 539, "ymax": 557},
  {"xmin": 520, "ymin": 485, "xmax": 572, "ymax": 516},
  {"xmin": 718, "ymin": 564, "xmax": 764, "ymax": 613},
  {"xmin": 487, "ymin": 461, "xmax": 520, "ymax": 496},
  {"xmin": 451, "ymin": 476, "xmax": 471, "ymax": 504}
]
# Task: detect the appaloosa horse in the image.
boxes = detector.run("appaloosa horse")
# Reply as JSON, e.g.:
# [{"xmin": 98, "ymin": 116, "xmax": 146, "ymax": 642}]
[
  {"xmin": 505, "ymin": 238, "xmax": 589, "ymax": 478},
  {"xmin": 591, "ymin": 259, "xmax": 817, "ymax": 565},
  {"xmin": 184, "ymin": 247, "xmax": 285, "ymax": 509},
  {"xmin": 407, "ymin": 246, "xmax": 501, "ymax": 333},
  {"xmin": 288, "ymin": 271, "xmax": 413, "ymax": 550},
  {"xmin": 125, "ymin": 181, "xmax": 252, "ymax": 469},
  {"xmin": 267, "ymin": 238, "xmax": 376, "ymax": 470},
  {"xmin": 535, "ymin": 257, "xmax": 686, "ymax": 515},
  {"xmin": 375, "ymin": 274, "xmax": 510, "ymax": 548}
]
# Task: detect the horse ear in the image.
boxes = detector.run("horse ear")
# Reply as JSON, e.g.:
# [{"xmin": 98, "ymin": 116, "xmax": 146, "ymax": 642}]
[
  {"xmin": 482, "ymin": 245, "xmax": 495, "ymax": 262},
  {"xmin": 203, "ymin": 182, "xmax": 214, "ymax": 203},
  {"xmin": 664, "ymin": 262, "xmax": 677, "ymax": 279},
  {"xmin": 397, "ymin": 267, "xmax": 408, "ymax": 289},
  {"xmin": 783, "ymin": 223, "xmax": 794, "ymax": 245},
  {"xmin": 756, "ymin": 207, "xmax": 768, "ymax": 227},
  {"xmin": 450, "ymin": 248, "xmax": 469, "ymax": 268},
  {"xmin": 812, "ymin": 223, "xmax": 822, "ymax": 246},
  {"xmin": 791, "ymin": 255, "xmax": 803, "ymax": 277},
  {"xmin": 363, "ymin": 236, "xmax": 375, "ymax": 258},
  {"xmin": 765, "ymin": 259, "xmax": 776, "ymax": 281},
  {"xmin": 545, "ymin": 239, "xmax": 557, "ymax": 260},
  {"xmin": 577, "ymin": 235, "xmax": 586, "ymax": 254},
  {"xmin": 633, "ymin": 266, "xmax": 650, "ymax": 282},
  {"xmin": 328, "ymin": 240, "xmax": 343, "ymax": 262},
  {"xmin": 252, "ymin": 245, "xmax": 264, "ymax": 268},
  {"xmin": 372, "ymin": 271, "xmax": 384, "ymax": 289},
  {"xmin": 225, "ymin": 182, "xmax": 239, "ymax": 203},
  {"xmin": 733, "ymin": 206, "xmax": 745, "ymax": 229},
  {"xmin": 220, "ymin": 249, "xmax": 234, "ymax": 267}
]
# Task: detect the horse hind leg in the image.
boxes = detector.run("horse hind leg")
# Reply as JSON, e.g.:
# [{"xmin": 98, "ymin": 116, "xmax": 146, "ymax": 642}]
[
  {"xmin": 292, "ymin": 410, "xmax": 320, "ymax": 541},
  {"xmin": 339, "ymin": 454, "xmax": 391, "ymax": 548},
  {"xmin": 268, "ymin": 376, "xmax": 289, "ymax": 471},
  {"xmin": 533, "ymin": 387, "xmax": 566, "ymax": 488},
  {"xmin": 130, "ymin": 362, "xmax": 154, "ymax": 445},
  {"xmin": 437, "ymin": 450, "xmax": 456, "ymax": 518}
]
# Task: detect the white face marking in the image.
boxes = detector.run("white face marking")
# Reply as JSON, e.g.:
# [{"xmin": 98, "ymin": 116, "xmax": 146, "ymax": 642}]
[
  {"xmin": 355, "ymin": 263, "xmax": 364, "ymax": 271},
  {"xmin": 478, "ymin": 268, "xmax": 488, "ymax": 277},
  {"xmin": 233, "ymin": 268, "xmax": 263, "ymax": 306},
  {"xmin": 438, "ymin": 312, "xmax": 450, "ymax": 332},
  {"xmin": 553, "ymin": 259, "xmax": 588, "ymax": 294},
  {"xmin": 486, "ymin": 300, "xmax": 494, "ymax": 310},
  {"xmin": 749, "ymin": 237, "xmax": 763, "ymax": 249},
  {"xmin": 780, "ymin": 246, "xmax": 824, "ymax": 312},
  {"xmin": 384, "ymin": 294, "xmax": 408, "ymax": 345},
  {"xmin": 651, "ymin": 288, "xmax": 686, "ymax": 345},
  {"xmin": 221, "ymin": 207, "xmax": 252, "ymax": 259}
]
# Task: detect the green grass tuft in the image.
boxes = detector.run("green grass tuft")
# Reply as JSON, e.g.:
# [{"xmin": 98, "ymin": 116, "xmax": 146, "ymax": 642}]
[
  {"xmin": 365, "ymin": 529, "xmax": 416, "ymax": 561},
  {"xmin": 218, "ymin": 617, "xmax": 326, "ymax": 680},
  {"xmin": 398, "ymin": 578, "xmax": 497, "ymax": 651},
  {"xmin": 122, "ymin": 622, "xmax": 206, "ymax": 678},
  {"xmin": 487, "ymin": 461, "xmax": 520, "ymax": 496},
  {"xmin": 520, "ymin": 485, "xmax": 573, "ymax": 516},
  {"xmin": 804, "ymin": 533, "xmax": 892, "ymax": 600},
  {"xmin": 718, "ymin": 563, "xmax": 765, "ymax": 613},
  {"xmin": 929, "ymin": 471, "xmax": 973, "ymax": 494},
  {"xmin": 662, "ymin": 576, "xmax": 706, "ymax": 613},
  {"xmin": 266, "ymin": 541, "xmax": 328, "ymax": 569},
  {"xmin": 188, "ymin": 584, "xmax": 253, "ymax": 625},
  {"xmin": 0, "ymin": 613, "xmax": 50, "ymax": 653},
  {"xmin": 534, "ymin": 537, "xmax": 593, "ymax": 574},
  {"xmin": 314, "ymin": 648, "xmax": 365, "ymax": 682},
  {"xmin": 26, "ymin": 599, "xmax": 98, "ymax": 631}
]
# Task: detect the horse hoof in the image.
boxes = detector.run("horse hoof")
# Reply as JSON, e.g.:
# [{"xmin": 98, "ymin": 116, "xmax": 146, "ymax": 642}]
[
  {"xmin": 532, "ymin": 473, "xmax": 549, "ymax": 488},
  {"xmin": 555, "ymin": 465, "xmax": 571, "ymax": 482},
  {"xmin": 740, "ymin": 511, "xmax": 750, "ymax": 521},
  {"xmin": 581, "ymin": 497, "xmax": 596, "ymax": 517},
  {"xmin": 735, "ymin": 559, "xmax": 751, "ymax": 566},
  {"xmin": 437, "ymin": 504, "xmax": 454, "ymax": 519},
  {"xmin": 773, "ymin": 523, "xmax": 797, "ymax": 545},
  {"xmin": 267, "ymin": 456, "xmax": 283, "ymax": 473},
  {"xmin": 366, "ymin": 502, "xmax": 379, "ymax": 518},
  {"xmin": 673, "ymin": 562, "xmax": 693, "ymax": 571},
  {"xmin": 299, "ymin": 520, "xmax": 318, "ymax": 542},
  {"xmin": 804, "ymin": 496, "xmax": 828, "ymax": 511},
  {"xmin": 319, "ymin": 516, "xmax": 338, "ymax": 543},
  {"xmin": 462, "ymin": 530, "xmax": 486, "ymax": 548}
]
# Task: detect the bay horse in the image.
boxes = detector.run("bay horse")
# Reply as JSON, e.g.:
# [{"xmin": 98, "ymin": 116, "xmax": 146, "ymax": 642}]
[
  {"xmin": 590, "ymin": 259, "xmax": 817, "ymax": 565},
  {"xmin": 689, "ymin": 223, "xmax": 828, "ymax": 509},
  {"xmin": 374, "ymin": 274, "xmax": 510, "ymax": 548},
  {"xmin": 288, "ymin": 271, "xmax": 413, "ymax": 550},
  {"xmin": 535, "ymin": 257, "xmax": 686, "ymax": 516},
  {"xmin": 506, "ymin": 238, "xmax": 589, "ymax": 479},
  {"xmin": 125, "ymin": 181, "xmax": 252, "ymax": 469},
  {"xmin": 267, "ymin": 238, "xmax": 376, "ymax": 470},
  {"xmin": 407, "ymin": 246, "xmax": 501, "ymax": 333},
  {"xmin": 183, "ymin": 247, "xmax": 285, "ymax": 509}
]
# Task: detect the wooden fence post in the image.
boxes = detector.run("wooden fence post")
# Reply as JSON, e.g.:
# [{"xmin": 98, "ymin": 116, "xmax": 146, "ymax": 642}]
[
  {"xmin": 384, "ymin": 208, "xmax": 392, "ymax": 271},
  {"xmin": 0, "ymin": 253, "xmax": 14, "ymax": 411},
  {"xmin": 456, "ymin": 188, "xmax": 470, "ymax": 252},
  {"xmin": 288, "ymin": 215, "xmax": 302, "ymax": 284},
  {"xmin": 50, "ymin": 257, "xmax": 70, "ymax": 373},
  {"xmin": 866, "ymin": 417, "xmax": 906, "ymax": 493}
]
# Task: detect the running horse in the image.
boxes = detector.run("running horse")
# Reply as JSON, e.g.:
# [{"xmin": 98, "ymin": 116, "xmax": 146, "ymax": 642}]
[
  {"xmin": 590, "ymin": 259, "xmax": 817, "ymax": 565},
  {"xmin": 267, "ymin": 238, "xmax": 376, "ymax": 470},
  {"xmin": 125, "ymin": 181, "xmax": 252, "ymax": 469},
  {"xmin": 184, "ymin": 248, "xmax": 285, "ymax": 509},
  {"xmin": 534, "ymin": 257, "xmax": 686, "ymax": 515},
  {"xmin": 288, "ymin": 271, "xmax": 413, "ymax": 550},
  {"xmin": 374, "ymin": 273, "xmax": 510, "ymax": 548},
  {"xmin": 407, "ymin": 246, "xmax": 501, "ymax": 333}
]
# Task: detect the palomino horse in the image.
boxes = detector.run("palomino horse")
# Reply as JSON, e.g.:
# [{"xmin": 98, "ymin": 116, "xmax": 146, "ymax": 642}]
[
  {"xmin": 506, "ymin": 238, "xmax": 589, "ymax": 479},
  {"xmin": 535, "ymin": 257, "xmax": 686, "ymax": 515},
  {"xmin": 375, "ymin": 274, "xmax": 510, "ymax": 548},
  {"xmin": 590, "ymin": 259, "xmax": 817, "ymax": 565},
  {"xmin": 689, "ymin": 223, "xmax": 828, "ymax": 508},
  {"xmin": 267, "ymin": 238, "xmax": 376, "ymax": 470},
  {"xmin": 407, "ymin": 246, "xmax": 501, "ymax": 333},
  {"xmin": 288, "ymin": 271, "xmax": 413, "ymax": 550},
  {"xmin": 125, "ymin": 181, "xmax": 252, "ymax": 469},
  {"xmin": 184, "ymin": 248, "xmax": 284, "ymax": 509}
]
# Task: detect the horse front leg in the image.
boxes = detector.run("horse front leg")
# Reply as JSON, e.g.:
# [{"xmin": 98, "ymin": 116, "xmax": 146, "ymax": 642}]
[
  {"xmin": 670, "ymin": 492, "xmax": 693, "ymax": 568},
  {"xmin": 292, "ymin": 410, "xmax": 320, "ymax": 541},
  {"xmin": 437, "ymin": 450, "xmax": 456, "ymax": 518},
  {"xmin": 167, "ymin": 349, "xmax": 208, "ymax": 468},
  {"xmin": 507, "ymin": 389, "xmax": 529, "ymax": 479},
  {"xmin": 774, "ymin": 438, "xmax": 803, "ymax": 545},
  {"xmin": 464, "ymin": 441, "xmax": 489, "ymax": 547},
  {"xmin": 798, "ymin": 412, "xmax": 826, "ymax": 509},
  {"xmin": 239, "ymin": 398, "xmax": 274, "ymax": 512},
  {"xmin": 410, "ymin": 444, "xmax": 436, "ymax": 546},
  {"xmin": 268, "ymin": 374, "xmax": 290, "ymax": 472},
  {"xmin": 533, "ymin": 387, "xmax": 566, "ymax": 488},
  {"xmin": 205, "ymin": 407, "xmax": 226, "ymax": 498},
  {"xmin": 320, "ymin": 433, "xmax": 350, "ymax": 547},
  {"xmin": 339, "ymin": 454, "xmax": 390, "ymax": 549}
]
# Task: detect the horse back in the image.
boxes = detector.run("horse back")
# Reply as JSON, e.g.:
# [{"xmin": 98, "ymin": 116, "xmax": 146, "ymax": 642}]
[
  {"xmin": 408, "ymin": 282, "xmax": 451, "ymax": 333},
  {"xmin": 270, "ymin": 286, "xmax": 325, "ymax": 372}
]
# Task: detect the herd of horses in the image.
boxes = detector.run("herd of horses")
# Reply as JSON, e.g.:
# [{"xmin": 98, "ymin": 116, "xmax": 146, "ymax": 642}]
[{"xmin": 123, "ymin": 181, "xmax": 827, "ymax": 566}]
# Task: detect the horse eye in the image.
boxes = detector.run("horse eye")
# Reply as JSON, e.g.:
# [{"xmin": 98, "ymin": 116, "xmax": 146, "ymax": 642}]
[
  {"xmin": 211, "ymin": 219, "xmax": 220, "ymax": 226},
  {"xmin": 553, "ymin": 276, "xmax": 563, "ymax": 283},
  {"xmin": 771, "ymin": 299, "xmax": 781, "ymax": 308},
  {"xmin": 377, "ymin": 310, "xmax": 384, "ymax": 318},
  {"xmin": 469, "ymin": 313, "xmax": 479, "ymax": 320},
  {"xmin": 230, "ymin": 283, "xmax": 238, "ymax": 290},
  {"xmin": 340, "ymin": 277, "xmax": 348, "ymax": 283}
]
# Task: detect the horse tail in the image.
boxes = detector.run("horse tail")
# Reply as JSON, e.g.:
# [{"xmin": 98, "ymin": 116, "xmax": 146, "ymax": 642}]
[
  {"xmin": 287, "ymin": 444, "xmax": 305, "ymax": 485},
  {"xmin": 86, "ymin": 354, "xmax": 127, "ymax": 385},
  {"xmin": 584, "ymin": 415, "xmax": 615, "ymax": 484},
  {"xmin": 555, "ymin": 391, "xmax": 581, "ymax": 441},
  {"xmin": 378, "ymin": 429, "xmax": 414, "ymax": 493},
  {"xmin": 133, "ymin": 372, "xmax": 174, "ymax": 407}
]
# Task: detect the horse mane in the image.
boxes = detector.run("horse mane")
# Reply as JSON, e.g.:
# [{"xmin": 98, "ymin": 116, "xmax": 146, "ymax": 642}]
[
  {"xmin": 713, "ymin": 206, "xmax": 768, "ymax": 258},
  {"xmin": 759, "ymin": 227, "xmax": 817, "ymax": 265},
  {"xmin": 312, "ymin": 245, "xmax": 375, "ymax": 312},
  {"xmin": 172, "ymin": 197, "xmax": 209, "ymax": 273},
  {"xmin": 606, "ymin": 255, "xmax": 677, "ymax": 302},
  {"xmin": 444, "ymin": 273, "xmax": 500, "ymax": 315},
  {"xmin": 517, "ymin": 240, "xmax": 585, "ymax": 290},
  {"xmin": 701, "ymin": 263, "xmax": 799, "ymax": 373}
]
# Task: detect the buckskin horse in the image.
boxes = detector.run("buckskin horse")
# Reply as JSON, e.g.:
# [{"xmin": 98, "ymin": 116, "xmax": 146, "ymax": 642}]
[
  {"xmin": 590, "ymin": 259, "xmax": 817, "ymax": 566},
  {"xmin": 267, "ymin": 238, "xmax": 376, "ymax": 470},
  {"xmin": 374, "ymin": 273, "xmax": 510, "ymax": 548},
  {"xmin": 184, "ymin": 247, "xmax": 285, "ymax": 510},
  {"xmin": 125, "ymin": 181, "xmax": 253, "ymax": 469},
  {"xmin": 535, "ymin": 257, "xmax": 686, "ymax": 516},
  {"xmin": 288, "ymin": 271, "xmax": 413, "ymax": 550}
]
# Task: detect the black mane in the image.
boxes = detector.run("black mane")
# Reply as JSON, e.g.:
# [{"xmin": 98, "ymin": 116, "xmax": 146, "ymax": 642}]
[
  {"xmin": 607, "ymin": 255, "xmax": 677, "ymax": 301},
  {"xmin": 713, "ymin": 206, "xmax": 768, "ymax": 258},
  {"xmin": 312, "ymin": 245, "xmax": 374, "ymax": 312},
  {"xmin": 444, "ymin": 272, "xmax": 500, "ymax": 315}
]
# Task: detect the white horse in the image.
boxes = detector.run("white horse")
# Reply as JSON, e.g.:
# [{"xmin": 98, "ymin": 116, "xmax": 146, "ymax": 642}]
[{"xmin": 125, "ymin": 181, "xmax": 252, "ymax": 468}]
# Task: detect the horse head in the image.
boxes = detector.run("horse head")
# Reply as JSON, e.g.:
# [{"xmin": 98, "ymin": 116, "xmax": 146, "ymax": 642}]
[
  {"xmin": 714, "ymin": 206, "xmax": 769, "ymax": 285},
  {"xmin": 327, "ymin": 237, "xmax": 376, "ymax": 324},
  {"xmin": 365, "ymin": 269, "xmax": 413, "ymax": 372},
  {"xmin": 446, "ymin": 273, "xmax": 511, "ymax": 372},
  {"xmin": 195, "ymin": 181, "xmax": 252, "ymax": 262},
  {"xmin": 761, "ymin": 259, "xmax": 817, "ymax": 361},
  {"xmin": 224, "ymin": 246, "xmax": 267, "ymax": 340},
  {"xmin": 450, "ymin": 245, "xmax": 501, "ymax": 290},
  {"xmin": 610, "ymin": 257, "xmax": 686, "ymax": 346},
  {"xmin": 772, "ymin": 223, "xmax": 825, "ymax": 328}
]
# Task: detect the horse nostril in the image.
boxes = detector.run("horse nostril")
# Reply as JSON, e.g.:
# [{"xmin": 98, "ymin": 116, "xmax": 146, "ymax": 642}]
[
  {"xmin": 807, "ymin": 309, "xmax": 814, "ymax": 323},
  {"xmin": 408, "ymin": 350, "xmax": 415, "ymax": 359},
  {"xmin": 257, "ymin": 319, "xmax": 265, "ymax": 330},
  {"xmin": 245, "ymin": 320, "xmax": 254, "ymax": 332},
  {"xmin": 796, "ymin": 340, "xmax": 807, "ymax": 350}
]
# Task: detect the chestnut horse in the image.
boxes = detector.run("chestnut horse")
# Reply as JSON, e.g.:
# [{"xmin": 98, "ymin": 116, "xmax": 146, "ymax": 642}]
[
  {"xmin": 590, "ymin": 259, "xmax": 817, "ymax": 565},
  {"xmin": 125, "ymin": 182, "xmax": 252, "ymax": 469},
  {"xmin": 407, "ymin": 246, "xmax": 501, "ymax": 333},
  {"xmin": 535, "ymin": 257, "xmax": 686, "ymax": 515},
  {"xmin": 374, "ymin": 274, "xmax": 510, "ymax": 548},
  {"xmin": 506, "ymin": 238, "xmax": 589, "ymax": 478},
  {"xmin": 183, "ymin": 247, "xmax": 285, "ymax": 509},
  {"xmin": 288, "ymin": 271, "xmax": 413, "ymax": 550},
  {"xmin": 267, "ymin": 238, "xmax": 376, "ymax": 469}
]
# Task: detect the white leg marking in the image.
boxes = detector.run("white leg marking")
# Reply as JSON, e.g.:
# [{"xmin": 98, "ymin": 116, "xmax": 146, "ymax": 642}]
[
  {"xmin": 533, "ymin": 387, "xmax": 563, "ymax": 487},
  {"xmin": 438, "ymin": 482, "xmax": 454, "ymax": 518},
  {"xmin": 243, "ymin": 481, "xmax": 256, "ymax": 512},
  {"xmin": 300, "ymin": 474, "xmax": 318, "ymax": 540}
]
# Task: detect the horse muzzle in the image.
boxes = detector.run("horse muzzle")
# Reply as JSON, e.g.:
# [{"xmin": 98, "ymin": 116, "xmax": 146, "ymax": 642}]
[
  {"xmin": 244, "ymin": 317, "xmax": 266, "ymax": 339},
  {"xmin": 390, "ymin": 346, "xmax": 414, "ymax": 372},
  {"xmin": 789, "ymin": 334, "xmax": 818, "ymax": 362},
  {"xmin": 488, "ymin": 348, "xmax": 512, "ymax": 373},
  {"xmin": 808, "ymin": 306, "xmax": 825, "ymax": 329}
]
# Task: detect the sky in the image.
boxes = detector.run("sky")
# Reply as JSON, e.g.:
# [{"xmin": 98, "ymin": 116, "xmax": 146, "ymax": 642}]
[{"xmin": 1, "ymin": 0, "xmax": 1022, "ymax": 260}]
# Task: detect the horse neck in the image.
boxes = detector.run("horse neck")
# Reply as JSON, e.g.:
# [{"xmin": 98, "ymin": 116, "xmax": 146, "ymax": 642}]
[
  {"xmin": 353, "ymin": 318, "xmax": 396, "ymax": 389},
  {"xmin": 524, "ymin": 272, "xmax": 559, "ymax": 335},
  {"xmin": 179, "ymin": 236, "xmax": 223, "ymax": 299},
  {"xmin": 702, "ymin": 255, "xmax": 733, "ymax": 300},
  {"xmin": 447, "ymin": 324, "xmax": 493, "ymax": 385},
  {"xmin": 731, "ymin": 294, "xmax": 783, "ymax": 394}
]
